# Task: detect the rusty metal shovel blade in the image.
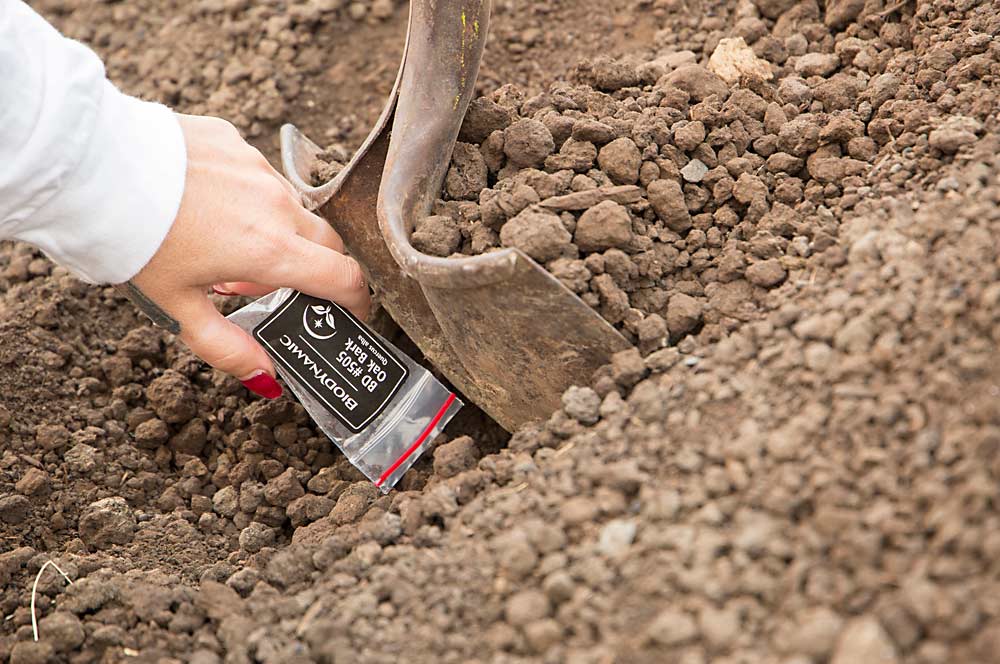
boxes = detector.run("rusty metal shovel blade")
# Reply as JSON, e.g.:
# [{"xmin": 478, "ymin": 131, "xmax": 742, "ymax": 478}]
[{"xmin": 280, "ymin": 0, "xmax": 632, "ymax": 432}]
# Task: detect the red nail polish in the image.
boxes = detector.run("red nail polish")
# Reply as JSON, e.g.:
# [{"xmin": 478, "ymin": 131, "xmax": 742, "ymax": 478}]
[
  {"xmin": 241, "ymin": 372, "xmax": 282, "ymax": 399},
  {"xmin": 213, "ymin": 286, "xmax": 238, "ymax": 296}
]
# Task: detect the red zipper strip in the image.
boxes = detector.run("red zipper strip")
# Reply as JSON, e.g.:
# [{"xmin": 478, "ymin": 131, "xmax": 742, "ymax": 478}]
[{"xmin": 375, "ymin": 393, "xmax": 457, "ymax": 488}]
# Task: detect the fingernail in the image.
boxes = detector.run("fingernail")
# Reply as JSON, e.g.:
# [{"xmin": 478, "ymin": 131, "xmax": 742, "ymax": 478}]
[
  {"xmin": 240, "ymin": 371, "xmax": 283, "ymax": 399},
  {"xmin": 212, "ymin": 286, "xmax": 238, "ymax": 296}
]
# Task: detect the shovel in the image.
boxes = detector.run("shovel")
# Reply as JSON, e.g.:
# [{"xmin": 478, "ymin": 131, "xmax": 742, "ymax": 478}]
[{"xmin": 279, "ymin": 0, "xmax": 632, "ymax": 432}]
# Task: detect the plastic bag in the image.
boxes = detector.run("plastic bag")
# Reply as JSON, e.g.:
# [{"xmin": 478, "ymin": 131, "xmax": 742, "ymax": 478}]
[{"xmin": 228, "ymin": 289, "xmax": 462, "ymax": 492}]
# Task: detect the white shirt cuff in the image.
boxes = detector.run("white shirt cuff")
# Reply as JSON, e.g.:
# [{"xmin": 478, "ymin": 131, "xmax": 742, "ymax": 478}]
[{"xmin": 17, "ymin": 82, "xmax": 187, "ymax": 284}]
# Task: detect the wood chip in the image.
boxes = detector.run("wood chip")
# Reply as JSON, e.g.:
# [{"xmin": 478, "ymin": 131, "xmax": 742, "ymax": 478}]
[{"xmin": 538, "ymin": 185, "xmax": 642, "ymax": 211}]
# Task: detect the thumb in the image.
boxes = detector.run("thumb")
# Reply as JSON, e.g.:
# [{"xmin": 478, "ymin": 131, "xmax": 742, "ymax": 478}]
[{"xmin": 176, "ymin": 292, "xmax": 283, "ymax": 399}]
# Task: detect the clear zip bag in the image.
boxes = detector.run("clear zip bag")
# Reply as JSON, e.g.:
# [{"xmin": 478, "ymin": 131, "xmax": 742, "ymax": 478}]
[{"xmin": 228, "ymin": 288, "xmax": 462, "ymax": 491}]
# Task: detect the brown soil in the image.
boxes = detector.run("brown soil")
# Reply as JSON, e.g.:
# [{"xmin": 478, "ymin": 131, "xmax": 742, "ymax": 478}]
[{"xmin": 3, "ymin": 0, "xmax": 1000, "ymax": 663}]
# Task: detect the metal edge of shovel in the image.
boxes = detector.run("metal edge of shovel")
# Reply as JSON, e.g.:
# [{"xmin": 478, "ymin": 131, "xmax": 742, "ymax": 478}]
[{"xmin": 280, "ymin": 0, "xmax": 632, "ymax": 432}]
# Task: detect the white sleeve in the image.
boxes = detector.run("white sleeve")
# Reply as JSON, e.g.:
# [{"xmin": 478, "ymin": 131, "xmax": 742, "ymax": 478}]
[{"xmin": 0, "ymin": 0, "xmax": 186, "ymax": 284}]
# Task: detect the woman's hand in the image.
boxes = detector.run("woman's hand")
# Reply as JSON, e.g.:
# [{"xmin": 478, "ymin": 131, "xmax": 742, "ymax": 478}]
[{"xmin": 127, "ymin": 114, "xmax": 370, "ymax": 399}]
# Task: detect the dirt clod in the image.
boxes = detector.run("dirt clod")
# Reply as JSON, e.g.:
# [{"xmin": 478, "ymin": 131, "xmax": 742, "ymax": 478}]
[
  {"xmin": 503, "ymin": 119, "xmax": 555, "ymax": 167},
  {"xmin": 499, "ymin": 208, "xmax": 572, "ymax": 262},
  {"xmin": 146, "ymin": 370, "xmax": 198, "ymax": 424},
  {"xmin": 79, "ymin": 497, "xmax": 136, "ymax": 549},
  {"xmin": 432, "ymin": 436, "xmax": 480, "ymax": 478},
  {"xmin": 597, "ymin": 137, "xmax": 641, "ymax": 185}
]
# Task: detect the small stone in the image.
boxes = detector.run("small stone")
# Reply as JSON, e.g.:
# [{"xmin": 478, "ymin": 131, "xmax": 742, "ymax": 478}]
[
  {"xmin": 15, "ymin": 468, "xmax": 50, "ymax": 496},
  {"xmin": 306, "ymin": 468, "xmax": 340, "ymax": 495},
  {"xmin": 575, "ymin": 56, "xmax": 642, "ymax": 92},
  {"xmin": 370, "ymin": 0, "xmax": 393, "ymax": 19},
  {"xmin": 598, "ymin": 519, "xmax": 637, "ymax": 557},
  {"xmin": 460, "ymin": 97, "xmax": 513, "ymax": 144},
  {"xmin": 795, "ymin": 52, "xmax": 840, "ymax": 77},
  {"xmin": 495, "ymin": 530, "xmax": 538, "ymax": 579},
  {"xmin": 98, "ymin": 355, "xmax": 133, "ymax": 389},
  {"xmin": 699, "ymin": 605, "xmax": 741, "ymax": 649},
  {"xmin": 542, "ymin": 570, "xmax": 575, "ymax": 604},
  {"xmin": 549, "ymin": 258, "xmax": 590, "ymax": 293},
  {"xmin": 446, "ymin": 143, "xmax": 488, "ymax": 201},
  {"xmin": 37, "ymin": 612, "xmax": 84, "ymax": 652},
  {"xmin": 286, "ymin": 494, "xmax": 335, "ymax": 527},
  {"xmin": 752, "ymin": 0, "xmax": 798, "ymax": 19},
  {"xmin": 778, "ymin": 607, "xmax": 844, "ymax": 659},
  {"xmin": 610, "ymin": 348, "xmax": 646, "ymax": 387},
  {"xmin": 412, "ymin": 215, "xmax": 462, "ymax": 257},
  {"xmin": 500, "ymin": 208, "xmax": 573, "ymax": 262},
  {"xmin": 63, "ymin": 443, "xmax": 98, "ymax": 475},
  {"xmin": 146, "ymin": 370, "xmax": 198, "ymax": 424},
  {"xmin": 667, "ymin": 293, "xmax": 703, "ymax": 338},
  {"xmin": 539, "ymin": 185, "xmax": 641, "ymax": 212},
  {"xmin": 134, "ymin": 418, "xmax": 170, "ymax": 448},
  {"xmin": 572, "ymin": 119, "xmax": 617, "ymax": 145},
  {"xmin": 239, "ymin": 522, "xmax": 277, "ymax": 553},
  {"xmin": 663, "ymin": 64, "xmax": 729, "ymax": 102},
  {"xmin": 0, "ymin": 494, "xmax": 31, "ymax": 524},
  {"xmin": 597, "ymin": 137, "xmax": 642, "ymax": 185},
  {"xmin": 561, "ymin": 496, "xmax": 599, "ymax": 526},
  {"xmin": 264, "ymin": 468, "xmax": 305, "ymax": 507},
  {"xmin": 831, "ymin": 617, "xmax": 898, "ymax": 664},
  {"xmin": 673, "ymin": 121, "xmax": 706, "ymax": 152},
  {"xmin": 212, "ymin": 486, "xmax": 239, "ymax": 518},
  {"xmin": 746, "ymin": 259, "xmax": 787, "ymax": 288},
  {"xmin": 35, "ymin": 424, "xmax": 69, "ymax": 451},
  {"xmin": 433, "ymin": 436, "xmax": 480, "ymax": 478},
  {"xmin": 245, "ymin": 399, "xmax": 295, "ymax": 427},
  {"xmin": 504, "ymin": 119, "xmax": 555, "ymax": 167},
  {"xmin": 9, "ymin": 641, "xmax": 54, "ymax": 664},
  {"xmin": 330, "ymin": 492, "xmax": 368, "ymax": 525},
  {"xmin": 825, "ymin": 0, "xmax": 867, "ymax": 28},
  {"xmin": 524, "ymin": 618, "xmax": 563, "ymax": 654},
  {"xmin": 574, "ymin": 200, "xmax": 633, "ymax": 252},
  {"xmin": 638, "ymin": 314, "xmax": 668, "ymax": 353},
  {"xmin": 79, "ymin": 497, "xmax": 136, "ymax": 549},
  {"xmin": 505, "ymin": 590, "xmax": 551, "ymax": 626},
  {"xmin": 680, "ymin": 159, "xmax": 709, "ymax": 183},
  {"xmin": 562, "ymin": 386, "xmax": 601, "ymax": 425},
  {"xmin": 546, "ymin": 138, "xmax": 598, "ymax": 172},
  {"xmin": 170, "ymin": 418, "xmax": 207, "ymax": 456},
  {"xmin": 264, "ymin": 547, "xmax": 314, "ymax": 588},
  {"xmin": 647, "ymin": 608, "xmax": 698, "ymax": 646},
  {"xmin": 648, "ymin": 179, "xmax": 692, "ymax": 232},
  {"xmin": 708, "ymin": 37, "xmax": 772, "ymax": 84},
  {"xmin": 929, "ymin": 127, "xmax": 977, "ymax": 154}
]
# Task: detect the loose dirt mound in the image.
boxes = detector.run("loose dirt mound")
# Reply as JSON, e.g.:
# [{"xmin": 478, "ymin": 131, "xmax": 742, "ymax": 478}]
[
  {"xmin": 2, "ymin": 0, "xmax": 1000, "ymax": 663},
  {"xmin": 419, "ymin": 0, "xmax": 995, "ymax": 355}
]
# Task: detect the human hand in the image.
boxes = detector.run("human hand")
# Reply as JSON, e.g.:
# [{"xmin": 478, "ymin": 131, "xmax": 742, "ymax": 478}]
[{"xmin": 125, "ymin": 114, "xmax": 370, "ymax": 399}]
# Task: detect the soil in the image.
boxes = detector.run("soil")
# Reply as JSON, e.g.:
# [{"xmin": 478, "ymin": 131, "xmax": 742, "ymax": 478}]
[{"xmin": 2, "ymin": 0, "xmax": 1000, "ymax": 663}]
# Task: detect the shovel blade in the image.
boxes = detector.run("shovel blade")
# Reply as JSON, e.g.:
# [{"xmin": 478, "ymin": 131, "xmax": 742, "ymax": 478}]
[
  {"xmin": 419, "ymin": 254, "xmax": 633, "ymax": 430},
  {"xmin": 282, "ymin": 0, "xmax": 635, "ymax": 432}
]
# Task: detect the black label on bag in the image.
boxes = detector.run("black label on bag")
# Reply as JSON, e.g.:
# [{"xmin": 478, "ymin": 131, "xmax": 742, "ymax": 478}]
[{"xmin": 253, "ymin": 291, "xmax": 409, "ymax": 433}]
